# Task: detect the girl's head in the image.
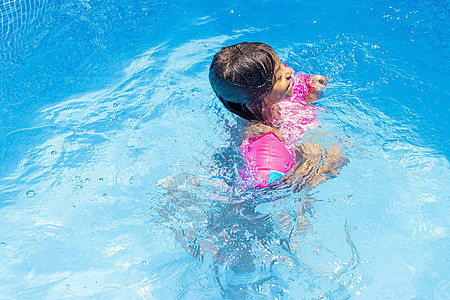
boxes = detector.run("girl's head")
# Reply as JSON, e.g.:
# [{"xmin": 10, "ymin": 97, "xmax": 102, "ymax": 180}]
[{"xmin": 209, "ymin": 42, "xmax": 293, "ymax": 122}]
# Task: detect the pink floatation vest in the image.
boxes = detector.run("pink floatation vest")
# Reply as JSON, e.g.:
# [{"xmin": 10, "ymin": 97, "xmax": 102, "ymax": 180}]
[{"xmin": 240, "ymin": 73, "xmax": 320, "ymax": 187}]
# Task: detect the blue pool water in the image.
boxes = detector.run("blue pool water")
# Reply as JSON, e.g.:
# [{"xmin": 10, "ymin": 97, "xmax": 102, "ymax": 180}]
[{"xmin": 1, "ymin": 0, "xmax": 449, "ymax": 298}]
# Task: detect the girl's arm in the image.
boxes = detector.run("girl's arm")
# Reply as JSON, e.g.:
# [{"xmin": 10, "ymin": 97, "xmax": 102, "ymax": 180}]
[{"xmin": 286, "ymin": 131, "xmax": 348, "ymax": 191}]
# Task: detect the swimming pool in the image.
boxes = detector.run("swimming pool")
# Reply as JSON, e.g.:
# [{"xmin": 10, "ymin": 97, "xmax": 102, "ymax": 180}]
[{"xmin": 1, "ymin": 0, "xmax": 449, "ymax": 298}]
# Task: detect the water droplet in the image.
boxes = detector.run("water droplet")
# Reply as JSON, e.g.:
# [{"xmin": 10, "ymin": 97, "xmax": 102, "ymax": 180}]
[
  {"xmin": 26, "ymin": 190, "xmax": 36, "ymax": 198},
  {"xmin": 99, "ymin": 178, "xmax": 104, "ymax": 182},
  {"xmin": 51, "ymin": 150, "xmax": 57, "ymax": 155},
  {"xmin": 113, "ymin": 102, "xmax": 119, "ymax": 107},
  {"xmin": 142, "ymin": 260, "xmax": 148, "ymax": 265}
]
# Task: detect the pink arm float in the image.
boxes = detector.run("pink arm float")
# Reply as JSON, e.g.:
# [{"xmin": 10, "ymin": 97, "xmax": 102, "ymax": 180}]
[{"xmin": 240, "ymin": 132, "xmax": 296, "ymax": 188}]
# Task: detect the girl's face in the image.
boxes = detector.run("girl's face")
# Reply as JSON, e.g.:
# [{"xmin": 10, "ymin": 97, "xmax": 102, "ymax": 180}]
[{"xmin": 263, "ymin": 53, "xmax": 294, "ymax": 106}]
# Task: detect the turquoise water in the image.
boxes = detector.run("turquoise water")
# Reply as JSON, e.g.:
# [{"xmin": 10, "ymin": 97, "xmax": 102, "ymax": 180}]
[{"xmin": 1, "ymin": 0, "xmax": 449, "ymax": 298}]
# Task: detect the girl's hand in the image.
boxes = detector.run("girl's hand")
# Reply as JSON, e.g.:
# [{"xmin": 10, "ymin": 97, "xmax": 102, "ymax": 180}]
[{"xmin": 309, "ymin": 75, "xmax": 328, "ymax": 93}]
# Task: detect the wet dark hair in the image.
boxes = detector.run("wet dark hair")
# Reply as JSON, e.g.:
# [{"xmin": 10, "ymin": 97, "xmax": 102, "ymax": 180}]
[{"xmin": 209, "ymin": 42, "xmax": 277, "ymax": 122}]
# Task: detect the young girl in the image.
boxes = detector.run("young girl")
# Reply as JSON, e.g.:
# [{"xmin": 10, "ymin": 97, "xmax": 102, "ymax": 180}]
[
  {"xmin": 156, "ymin": 42, "xmax": 348, "ymax": 273},
  {"xmin": 209, "ymin": 42, "xmax": 347, "ymax": 189}
]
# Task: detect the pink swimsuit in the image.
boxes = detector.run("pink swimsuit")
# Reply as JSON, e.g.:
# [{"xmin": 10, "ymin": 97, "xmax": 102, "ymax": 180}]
[
  {"xmin": 240, "ymin": 73, "xmax": 319, "ymax": 187},
  {"xmin": 275, "ymin": 74, "xmax": 320, "ymax": 149}
]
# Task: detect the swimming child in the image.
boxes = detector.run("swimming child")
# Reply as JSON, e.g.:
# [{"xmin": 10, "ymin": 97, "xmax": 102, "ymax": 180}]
[
  {"xmin": 155, "ymin": 42, "xmax": 349, "ymax": 272},
  {"xmin": 209, "ymin": 42, "xmax": 347, "ymax": 189}
]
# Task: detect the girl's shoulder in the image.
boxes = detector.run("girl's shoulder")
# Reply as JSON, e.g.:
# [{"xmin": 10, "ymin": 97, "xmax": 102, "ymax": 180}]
[{"xmin": 242, "ymin": 121, "xmax": 284, "ymax": 141}]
